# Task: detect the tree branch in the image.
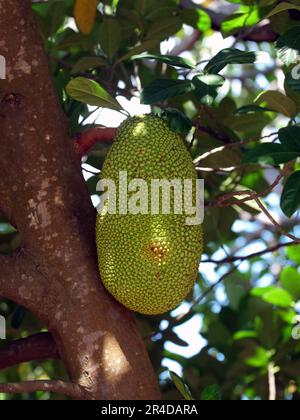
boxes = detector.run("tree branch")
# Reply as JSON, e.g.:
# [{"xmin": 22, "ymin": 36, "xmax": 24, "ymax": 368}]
[
  {"xmin": 0, "ymin": 253, "xmax": 45, "ymax": 308},
  {"xmin": 0, "ymin": 380, "xmax": 91, "ymax": 400},
  {"xmin": 202, "ymin": 241, "xmax": 297, "ymax": 264},
  {"xmin": 0, "ymin": 333, "xmax": 59, "ymax": 371},
  {"xmin": 74, "ymin": 127, "xmax": 116, "ymax": 158}
]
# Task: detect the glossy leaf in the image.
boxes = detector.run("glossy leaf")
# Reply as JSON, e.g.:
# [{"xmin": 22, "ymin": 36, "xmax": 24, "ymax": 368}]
[
  {"xmin": 276, "ymin": 27, "xmax": 300, "ymax": 66},
  {"xmin": 280, "ymin": 171, "xmax": 300, "ymax": 217},
  {"xmin": 180, "ymin": 8, "xmax": 211, "ymax": 32},
  {"xmin": 130, "ymin": 53, "xmax": 196, "ymax": 69},
  {"xmin": 140, "ymin": 79, "xmax": 193, "ymax": 104},
  {"xmin": 192, "ymin": 74, "xmax": 225, "ymax": 104},
  {"xmin": 66, "ymin": 77, "xmax": 123, "ymax": 111},
  {"xmin": 243, "ymin": 143, "xmax": 299, "ymax": 165},
  {"xmin": 204, "ymin": 48, "xmax": 257, "ymax": 74}
]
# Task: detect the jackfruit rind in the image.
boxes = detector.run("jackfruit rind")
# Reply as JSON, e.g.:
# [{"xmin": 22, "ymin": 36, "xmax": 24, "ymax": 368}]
[{"xmin": 96, "ymin": 115, "xmax": 203, "ymax": 315}]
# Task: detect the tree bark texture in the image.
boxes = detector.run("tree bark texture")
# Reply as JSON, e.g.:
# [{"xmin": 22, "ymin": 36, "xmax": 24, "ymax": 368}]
[{"xmin": 0, "ymin": 0, "xmax": 161, "ymax": 400}]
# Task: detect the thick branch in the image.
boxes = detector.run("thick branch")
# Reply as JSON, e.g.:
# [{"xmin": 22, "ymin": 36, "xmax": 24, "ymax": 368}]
[
  {"xmin": 0, "ymin": 253, "xmax": 46, "ymax": 310},
  {"xmin": 0, "ymin": 333, "xmax": 59, "ymax": 371},
  {"xmin": 0, "ymin": 380, "xmax": 90, "ymax": 400}
]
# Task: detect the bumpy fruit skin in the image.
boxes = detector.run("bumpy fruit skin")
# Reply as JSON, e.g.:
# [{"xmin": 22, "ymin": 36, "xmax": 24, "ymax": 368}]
[{"xmin": 96, "ymin": 115, "xmax": 203, "ymax": 315}]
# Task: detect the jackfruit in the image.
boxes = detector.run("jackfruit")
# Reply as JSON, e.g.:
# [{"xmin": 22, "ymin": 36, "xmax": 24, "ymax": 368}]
[{"xmin": 96, "ymin": 115, "xmax": 203, "ymax": 315}]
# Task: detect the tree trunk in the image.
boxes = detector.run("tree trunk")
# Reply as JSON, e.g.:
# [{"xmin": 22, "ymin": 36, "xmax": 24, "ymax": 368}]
[{"xmin": 0, "ymin": 0, "xmax": 161, "ymax": 400}]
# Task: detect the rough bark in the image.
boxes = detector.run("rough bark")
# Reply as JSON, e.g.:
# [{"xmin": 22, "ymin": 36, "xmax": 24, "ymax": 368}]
[{"xmin": 0, "ymin": 0, "xmax": 161, "ymax": 400}]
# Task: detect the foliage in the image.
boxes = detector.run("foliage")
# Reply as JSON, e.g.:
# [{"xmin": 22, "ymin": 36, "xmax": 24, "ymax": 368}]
[{"xmin": 1, "ymin": 0, "xmax": 300, "ymax": 400}]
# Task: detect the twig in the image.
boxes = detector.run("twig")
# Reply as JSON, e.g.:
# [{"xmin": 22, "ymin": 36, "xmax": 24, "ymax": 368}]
[
  {"xmin": 0, "ymin": 380, "xmax": 91, "ymax": 400},
  {"xmin": 149, "ymin": 265, "xmax": 239, "ymax": 340},
  {"xmin": 268, "ymin": 363, "xmax": 277, "ymax": 401},
  {"xmin": 202, "ymin": 241, "xmax": 297, "ymax": 264}
]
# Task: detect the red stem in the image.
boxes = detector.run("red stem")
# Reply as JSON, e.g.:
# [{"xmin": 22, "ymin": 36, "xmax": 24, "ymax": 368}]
[{"xmin": 73, "ymin": 127, "xmax": 116, "ymax": 158}]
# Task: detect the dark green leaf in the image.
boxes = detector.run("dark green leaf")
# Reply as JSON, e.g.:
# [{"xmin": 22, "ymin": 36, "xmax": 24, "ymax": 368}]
[
  {"xmin": 146, "ymin": 16, "xmax": 182, "ymax": 41},
  {"xmin": 163, "ymin": 108, "xmax": 192, "ymax": 134},
  {"xmin": 141, "ymin": 79, "xmax": 193, "ymax": 104},
  {"xmin": 278, "ymin": 126, "xmax": 300, "ymax": 152},
  {"xmin": 234, "ymin": 105, "xmax": 273, "ymax": 114},
  {"xmin": 118, "ymin": 39, "xmax": 160, "ymax": 62},
  {"xmin": 243, "ymin": 143, "xmax": 299, "ymax": 165},
  {"xmin": 276, "ymin": 27, "xmax": 300, "ymax": 65},
  {"xmin": 99, "ymin": 18, "xmax": 121, "ymax": 61},
  {"xmin": 287, "ymin": 69, "xmax": 300, "ymax": 93},
  {"xmin": 130, "ymin": 53, "xmax": 196, "ymax": 69},
  {"xmin": 192, "ymin": 74, "xmax": 225, "ymax": 104},
  {"xmin": 180, "ymin": 8, "xmax": 211, "ymax": 32},
  {"xmin": 201, "ymin": 384, "xmax": 221, "ymax": 401},
  {"xmin": 204, "ymin": 48, "xmax": 257, "ymax": 74},
  {"xmin": 71, "ymin": 56, "xmax": 108, "ymax": 73},
  {"xmin": 280, "ymin": 171, "xmax": 300, "ymax": 217}
]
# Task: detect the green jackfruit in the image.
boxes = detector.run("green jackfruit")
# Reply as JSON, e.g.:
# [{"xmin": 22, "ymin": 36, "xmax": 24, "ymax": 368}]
[{"xmin": 96, "ymin": 115, "xmax": 203, "ymax": 315}]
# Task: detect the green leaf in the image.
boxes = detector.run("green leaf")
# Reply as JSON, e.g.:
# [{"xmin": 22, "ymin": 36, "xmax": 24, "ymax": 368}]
[
  {"xmin": 71, "ymin": 56, "xmax": 108, "ymax": 73},
  {"xmin": 251, "ymin": 286, "xmax": 274, "ymax": 297},
  {"xmin": 204, "ymin": 48, "xmax": 257, "ymax": 74},
  {"xmin": 192, "ymin": 74, "xmax": 225, "ymax": 105},
  {"xmin": 140, "ymin": 79, "xmax": 193, "ymax": 104},
  {"xmin": 287, "ymin": 69, "xmax": 300, "ymax": 94},
  {"xmin": 169, "ymin": 371, "xmax": 193, "ymax": 400},
  {"xmin": 99, "ymin": 18, "xmax": 121, "ymax": 61},
  {"xmin": 266, "ymin": 1, "xmax": 300, "ymax": 18},
  {"xmin": 287, "ymin": 244, "xmax": 300, "ymax": 264},
  {"xmin": 201, "ymin": 384, "xmax": 221, "ymax": 401},
  {"xmin": 118, "ymin": 39, "xmax": 160, "ymax": 62},
  {"xmin": 255, "ymin": 90, "xmax": 297, "ymax": 118},
  {"xmin": 243, "ymin": 143, "xmax": 299, "ymax": 165},
  {"xmin": 146, "ymin": 16, "xmax": 182, "ymax": 41},
  {"xmin": 66, "ymin": 77, "xmax": 123, "ymax": 111},
  {"xmin": 163, "ymin": 108, "xmax": 192, "ymax": 135},
  {"xmin": 278, "ymin": 126, "xmax": 300, "ymax": 152},
  {"xmin": 245, "ymin": 347, "xmax": 270, "ymax": 368},
  {"xmin": 234, "ymin": 105, "xmax": 273, "ymax": 114},
  {"xmin": 276, "ymin": 27, "xmax": 300, "ymax": 66},
  {"xmin": 280, "ymin": 171, "xmax": 300, "ymax": 217},
  {"xmin": 280, "ymin": 266, "xmax": 300, "ymax": 300},
  {"xmin": 130, "ymin": 53, "xmax": 196, "ymax": 69},
  {"xmin": 180, "ymin": 8, "xmax": 211, "ymax": 32},
  {"xmin": 221, "ymin": 6, "xmax": 262, "ymax": 37},
  {"xmin": 233, "ymin": 330, "xmax": 258, "ymax": 340},
  {"xmin": 262, "ymin": 288, "xmax": 293, "ymax": 307}
]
